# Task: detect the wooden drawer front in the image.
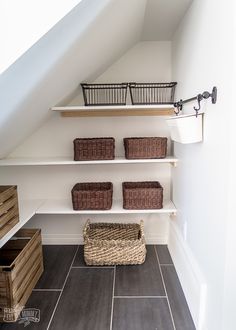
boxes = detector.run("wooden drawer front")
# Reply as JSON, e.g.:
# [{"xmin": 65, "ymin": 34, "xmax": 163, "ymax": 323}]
[
  {"xmin": 0, "ymin": 196, "xmax": 18, "ymax": 217},
  {"xmin": 0, "ymin": 229, "xmax": 43, "ymax": 321},
  {"xmin": 0, "ymin": 205, "xmax": 18, "ymax": 230},
  {"xmin": 0, "ymin": 186, "xmax": 19, "ymax": 240},
  {"xmin": 0, "ymin": 186, "xmax": 17, "ymax": 205}
]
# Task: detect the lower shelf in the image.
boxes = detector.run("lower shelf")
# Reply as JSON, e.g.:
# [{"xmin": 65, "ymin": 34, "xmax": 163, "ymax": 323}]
[
  {"xmin": 0, "ymin": 199, "xmax": 177, "ymax": 248},
  {"xmin": 0, "ymin": 199, "xmax": 44, "ymax": 248}
]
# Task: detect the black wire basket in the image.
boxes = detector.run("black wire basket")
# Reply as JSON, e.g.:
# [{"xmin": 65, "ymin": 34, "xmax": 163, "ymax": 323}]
[
  {"xmin": 129, "ymin": 82, "xmax": 177, "ymax": 105},
  {"xmin": 81, "ymin": 83, "xmax": 128, "ymax": 106}
]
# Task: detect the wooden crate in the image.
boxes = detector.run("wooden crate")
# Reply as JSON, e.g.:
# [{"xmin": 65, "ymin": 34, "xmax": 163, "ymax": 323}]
[
  {"xmin": 0, "ymin": 229, "xmax": 43, "ymax": 322},
  {"xmin": 0, "ymin": 186, "xmax": 19, "ymax": 239}
]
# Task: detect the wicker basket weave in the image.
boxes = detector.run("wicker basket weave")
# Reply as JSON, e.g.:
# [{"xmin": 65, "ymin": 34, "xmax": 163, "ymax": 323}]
[
  {"xmin": 83, "ymin": 220, "xmax": 146, "ymax": 265},
  {"xmin": 124, "ymin": 137, "xmax": 167, "ymax": 159},
  {"xmin": 74, "ymin": 138, "xmax": 115, "ymax": 161},
  {"xmin": 71, "ymin": 182, "xmax": 113, "ymax": 210},
  {"xmin": 123, "ymin": 181, "xmax": 163, "ymax": 209}
]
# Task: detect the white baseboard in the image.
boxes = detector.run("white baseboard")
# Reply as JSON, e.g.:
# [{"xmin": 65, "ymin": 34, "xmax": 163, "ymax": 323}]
[
  {"xmin": 42, "ymin": 234, "xmax": 83, "ymax": 245},
  {"xmin": 42, "ymin": 234, "xmax": 168, "ymax": 245},
  {"xmin": 168, "ymin": 221, "xmax": 207, "ymax": 330}
]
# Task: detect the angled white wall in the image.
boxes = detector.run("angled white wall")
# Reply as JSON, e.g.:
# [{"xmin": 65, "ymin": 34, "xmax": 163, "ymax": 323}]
[
  {"xmin": 171, "ymin": 0, "xmax": 234, "ymax": 329},
  {"xmin": 0, "ymin": 0, "xmax": 82, "ymax": 73},
  {"xmin": 0, "ymin": 0, "xmax": 146, "ymax": 158},
  {"xmin": 1, "ymin": 41, "xmax": 173, "ymax": 245}
]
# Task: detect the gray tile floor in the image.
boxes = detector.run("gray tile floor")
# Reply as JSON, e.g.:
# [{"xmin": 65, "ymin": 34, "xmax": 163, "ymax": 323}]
[{"xmin": 0, "ymin": 245, "xmax": 195, "ymax": 330}]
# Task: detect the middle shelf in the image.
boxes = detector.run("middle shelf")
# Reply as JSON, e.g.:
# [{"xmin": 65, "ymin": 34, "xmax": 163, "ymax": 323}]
[{"xmin": 36, "ymin": 199, "xmax": 177, "ymax": 215}]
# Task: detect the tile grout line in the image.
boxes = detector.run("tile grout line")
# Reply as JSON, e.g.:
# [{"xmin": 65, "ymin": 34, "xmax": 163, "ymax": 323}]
[
  {"xmin": 154, "ymin": 246, "xmax": 177, "ymax": 330},
  {"xmin": 72, "ymin": 266, "xmax": 115, "ymax": 269},
  {"xmin": 114, "ymin": 295, "xmax": 167, "ymax": 299},
  {"xmin": 46, "ymin": 245, "xmax": 80, "ymax": 330},
  {"xmin": 33, "ymin": 289, "xmax": 62, "ymax": 292},
  {"xmin": 110, "ymin": 265, "xmax": 116, "ymax": 330}
]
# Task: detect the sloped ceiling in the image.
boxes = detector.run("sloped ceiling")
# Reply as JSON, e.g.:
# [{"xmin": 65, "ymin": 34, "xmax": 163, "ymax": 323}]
[
  {"xmin": 0, "ymin": 0, "xmax": 146, "ymax": 158},
  {"xmin": 0, "ymin": 0, "xmax": 193, "ymax": 158},
  {"xmin": 142, "ymin": 0, "xmax": 193, "ymax": 40}
]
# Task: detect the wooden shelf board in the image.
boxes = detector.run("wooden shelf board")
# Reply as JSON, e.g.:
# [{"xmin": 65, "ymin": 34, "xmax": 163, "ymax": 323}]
[
  {"xmin": 0, "ymin": 156, "xmax": 178, "ymax": 166},
  {"xmin": 36, "ymin": 199, "xmax": 177, "ymax": 215},
  {"xmin": 51, "ymin": 105, "xmax": 175, "ymax": 117},
  {"xmin": 0, "ymin": 199, "xmax": 44, "ymax": 248}
]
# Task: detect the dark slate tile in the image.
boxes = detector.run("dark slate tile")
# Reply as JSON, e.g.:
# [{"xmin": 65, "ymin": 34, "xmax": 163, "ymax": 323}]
[
  {"xmin": 49, "ymin": 268, "xmax": 113, "ymax": 330},
  {"xmin": 156, "ymin": 245, "xmax": 173, "ymax": 265},
  {"xmin": 72, "ymin": 245, "xmax": 86, "ymax": 267},
  {"xmin": 115, "ymin": 245, "xmax": 165, "ymax": 296},
  {"xmin": 162, "ymin": 266, "xmax": 196, "ymax": 330},
  {"xmin": 0, "ymin": 291, "xmax": 60, "ymax": 330},
  {"xmin": 112, "ymin": 298, "xmax": 174, "ymax": 330},
  {"xmin": 36, "ymin": 245, "xmax": 77, "ymax": 289}
]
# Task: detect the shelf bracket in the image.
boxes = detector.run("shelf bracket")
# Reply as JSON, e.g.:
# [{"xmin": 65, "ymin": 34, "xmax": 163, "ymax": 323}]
[{"xmin": 171, "ymin": 162, "xmax": 177, "ymax": 168}]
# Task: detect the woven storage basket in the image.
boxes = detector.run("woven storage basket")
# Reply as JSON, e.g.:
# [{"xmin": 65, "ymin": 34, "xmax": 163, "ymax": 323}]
[
  {"xmin": 71, "ymin": 182, "xmax": 113, "ymax": 210},
  {"xmin": 124, "ymin": 137, "xmax": 167, "ymax": 159},
  {"xmin": 83, "ymin": 220, "xmax": 146, "ymax": 265},
  {"xmin": 123, "ymin": 181, "xmax": 163, "ymax": 209},
  {"xmin": 74, "ymin": 138, "xmax": 115, "ymax": 161}
]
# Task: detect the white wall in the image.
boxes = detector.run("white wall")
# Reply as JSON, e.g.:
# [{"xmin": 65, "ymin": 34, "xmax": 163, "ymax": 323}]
[
  {"xmin": 70, "ymin": 41, "xmax": 172, "ymax": 104},
  {"xmin": 0, "ymin": 41, "xmax": 173, "ymax": 244},
  {"xmin": 171, "ymin": 0, "xmax": 234, "ymax": 329}
]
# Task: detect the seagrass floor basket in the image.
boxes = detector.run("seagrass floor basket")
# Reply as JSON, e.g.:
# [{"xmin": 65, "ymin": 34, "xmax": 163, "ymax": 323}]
[{"xmin": 83, "ymin": 220, "xmax": 146, "ymax": 266}]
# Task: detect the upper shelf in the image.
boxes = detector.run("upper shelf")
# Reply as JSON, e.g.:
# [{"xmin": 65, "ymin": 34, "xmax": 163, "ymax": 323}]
[
  {"xmin": 51, "ymin": 104, "xmax": 175, "ymax": 117},
  {"xmin": 0, "ymin": 156, "xmax": 178, "ymax": 166}
]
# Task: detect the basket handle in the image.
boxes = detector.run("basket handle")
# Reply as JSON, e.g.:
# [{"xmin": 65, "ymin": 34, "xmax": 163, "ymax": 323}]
[
  {"xmin": 140, "ymin": 220, "xmax": 145, "ymax": 237},
  {"xmin": 83, "ymin": 219, "xmax": 91, "ymax": 240}
]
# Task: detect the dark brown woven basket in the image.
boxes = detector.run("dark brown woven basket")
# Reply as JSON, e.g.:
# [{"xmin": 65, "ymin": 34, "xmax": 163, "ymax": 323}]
[
  {"xmin": 72, "ymin": 182, "xmax": 113, "ymax": 210},
  {"xmin": 123, "ymin": 181, "xmax": 163, "ymax": 209},
  {"xmin": 124, "ymin": 137, "xmax": 167, "ymax": 159},
  {"xmin": 74, "ymin": 138, "xmax": 115, "ymax": 161}
]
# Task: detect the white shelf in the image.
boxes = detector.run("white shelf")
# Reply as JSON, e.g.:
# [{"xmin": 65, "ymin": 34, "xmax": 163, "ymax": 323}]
[
  {"xmin": 0, "ymin": 199, "xmax": 44, "ymax": 248},
  {"xmin": 36, "ymin": 199, "xmax": 177, "ymax": 215},
  {"xmin": 51, "ymin": 104, "xmax": 175, "ymax": 117},
  {"xmin": 52, "ymin": 104, "xmax": 174, "ymax": 111},
  {"xmin": 0, "ymin": 199, "xmax": 176, "ymax": 247},
  {"xmin": 0, "ymin": 156, "xmax": 178, "ymax": 166}
]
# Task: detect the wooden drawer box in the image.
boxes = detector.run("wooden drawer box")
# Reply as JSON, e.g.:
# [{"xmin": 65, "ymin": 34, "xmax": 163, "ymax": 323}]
[
  {"xmin": 0, "ymin": 186, "xmax": 19, "ymax": 239},
  {"xmin": 0, "ymin": 229, "xmax": 43, "ymax": 322}
]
